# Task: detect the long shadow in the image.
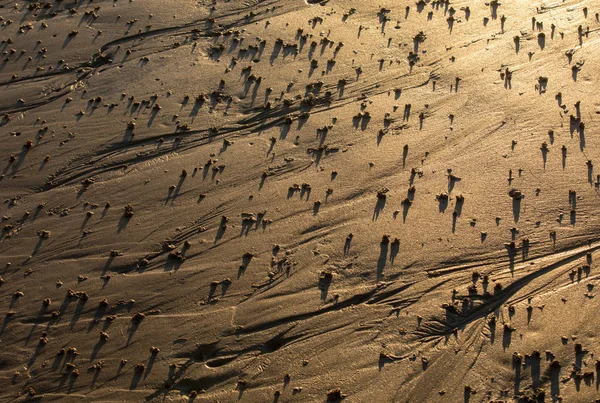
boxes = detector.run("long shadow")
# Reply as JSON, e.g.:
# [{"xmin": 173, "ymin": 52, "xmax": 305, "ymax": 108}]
[
  {"xmin": 103, "ymin": 255, "xmax": 114, "ymax": 275},
  {"xmin": 80, "ymin": 213, "xmax": 92, "ymax": 231},
  {"xmin": 454, "ymin": 197, "xmax": 464, "ymax": 217},
  {"xmin": 147, "ymin": 107, "xmax": 159, "ymax": 127},
  {"xmin": 102, "ymin": 317, "xmax": 114, "ymax": 332},
  {"xmin": 32, "ymin": 236, "xmax": 46, "ymax": 256},
  {"xmin": 171, "ymin": 174, "xmax": 186, "ymax": 205},
  {"xmin": 448, "ymin": 175, "xmax": 461, "ymax": 192},
  {"xmin": 8, "ymin": 291, "xmax": 23, "ymax": 311},
  {"xmin": 572, "ymin": 66, "xmax": 580, "ymax": 81},
  {"xmin": 51, "ymin": 351, "xmax": 65, "ymax": 372},
  {"xmin": 280, "ymin": 123, "xmax": 290, "ymax": 140},
  {"xmin": 326, "ymin": 59, "xmax": 336, "ymax": 74},
  {"xmin": 512, "ymin": 357, "xmax": 521, "ymax": 396},
  {"xmin": 214, "ymin": 222, "xmax": 227, "ymax": 244},
  {"xmin": 525, "ymin": 354, "xmax": 541, "ymax": 388},
  {"xmin": 489, "ymin": 320, "xmax": 496, "ymax": 344},
  {"xmin": 2, "ymin": 160, "xmax": 13, "ymax": 176},
  {"xmin": 201, "ymin": 163, "xmax": 212, "ymax": 180},
  {"xmin": 373, "ymin": 197, "xmax": 386, "ymax": 220},
  {"xmin": 318, "ymin": 274, "xmax": 332, "ymax": 300},
  {"xmin": 27, "ymin": 342, "xmax": 44, "ymax": 369},
  {"xmin": 144, "ymin": 354, "xmax": 157, "ymax": 380},
  {"xmin": 343, "ymin": 236, "xmax": 352, "ymax": 255},
  {"xmin": 377, "ymin": 239, "xmax": 389, "ymax": 281},
  {"xmin": 504, "ymin": 71, "xmax": 512, "ymax": 89},
  {"xmin": 117, "ymin": 215, "xmax": 132, "ymax": 234},
  {"xmin": 376, "ymin": 131, "xmax": 385, "ymax": 146},
  {"xmin": 308, "ymin": 42, "xmax": 317, "ymax": 59},
  {"xmin": 550, "ymin": 366, "xmax": 560, "ymax": 397},
  {"xmin": 512, "ymin": 198, "xmax": 521, "ymax": 222},
  {"xmin": 70, "ymin": 298, "xmax": 87, "ymax": 329},
  {"xmin": 57, "ymin": 294, "xmax": 76, "ymax": 323},
  {"xmin": 447, "ymin": 17, "xmax": 454, "ymax": 32},
  {"xmin": 569, "ymin": 115, "xmax": 579, "ymax": 135},
  {"xmin": 506, "ymin": 243, "xmax": 517, "ymax": 272},
  {"xmin": 489, "ymin": 1, "xmax": 499, "ymax": 18},
  {"xmin": 88, "ymin": 304, "xmax": 108, "ymax": 333},
  {"xmin": 243, "ymin": 79, "xmax": 253, "ymax": 97},
  {"xmin": 67, "ymin": 372, "xmax": 78, "ymax": 393},
  {"xmin": 522, "ymin": 239, "xmax": 530, "ymax": 261},
  {"xmin": 437, "ymin": 197, "xmax": 449, "ymax": 213},
  {"xmin": 269, "ymin": 42, "xmax": 282, "ymax": 64},
  {"xmin": 127, "ymin": 320, "xmax": 140, "ymax": 346},
  {"xmin": 165, "ymin": 252, "xmax": 185, "ymax": 271},
  {"xmin": 316, "ymin": 127, "xmax": 328, "ymax": 145},
  {"xmin": 297, "ymin": 114, "xmax": 309, "ymax": 131},
  {"xmin": 300, "ymin": 187, "xmax": 311, "ymax": 200},
  {"xmin": 10, "ymin": 149, "xmax": 28, "ymax": 176},
  {"xmin": 390, "ymin": 240, "xmax": 400, "ymax": 263},
  {"xmin": 63, "ymin": 34, "xmax": 75, "ymax": 49},
  {"xmin": 378, "ymin": 11, "xmax": 389, "ymax": 32},
  {"xmin": 221, "ymin": 280, "xmax": 231, "ymax": 296},
  {"xmin": 90, "ymin": 365, "xmax": 102, "ymax": 389},
  {"xmin": 541, "ymin": 147, "xmax": 548, "ymax": 168},
  {"xmin": 575, "ymin": 347, "xmax": 587, "ymax": 369},
  {"xmin": 25, "ymin": 304, "xmax": 47, "ymax": 345},
  {"xmin": 452, "ymin": 212, "xmax": 458, "ymax": 233},
  {"xmin": 337, "ymin": 81, "xmax": 346, "ymax": 98},
  {"xmin": 208, "ymin": 282, "xmax": 219, "ymax": 300},
  {"xmin": 463, "ymin": 388, "xmax": 471, "ymax": 403},
  {"xmin": 360, "ymin": 114, "xmax": 371, "ymax": 131},
  {"xmin": 189, "ymin": 99, "xmax": 204, "ymax": 121},
  {"xmin": 241, "ymin": 253, "xmax": 254, "ymax": 273},
  {"xmin": 538, "ymin": 33, "xmax": 546, "ymax": 49},
  {"xmin": 90, "ymin": 336, "xmax": 107, "ymax": 361},
  {"xmin": 402, "ymin": 200, "xmax": 411, "ymax": 223},
  {"xmin": 130, "ymin": 369, "xmax": 143, "ymax": 389},
  {"xmin": 250, "ymin": 81, "xmax": 261, "ymax": 106},
  {"xmin": 123, "ymin": 126, "xmax": 135, "ymax": 142}
]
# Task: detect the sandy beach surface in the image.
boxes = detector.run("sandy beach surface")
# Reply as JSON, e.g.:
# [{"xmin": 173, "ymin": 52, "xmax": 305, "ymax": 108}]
[{"xmin": 1, "ymin": 0, "xmax": 600, "ymax": 401}]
